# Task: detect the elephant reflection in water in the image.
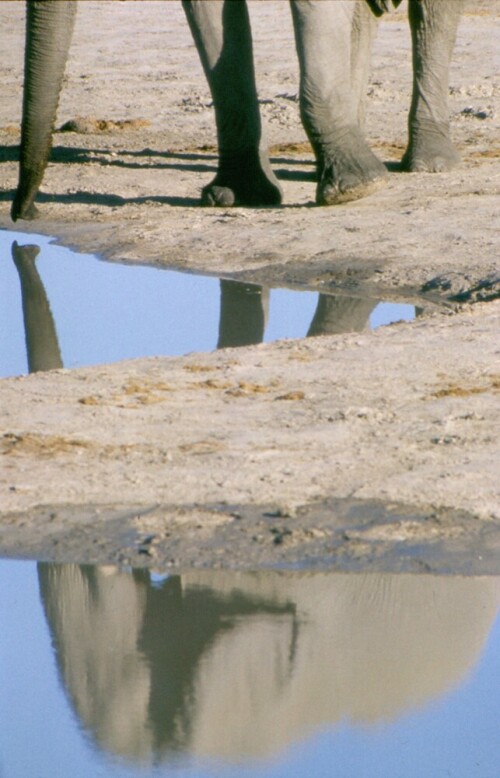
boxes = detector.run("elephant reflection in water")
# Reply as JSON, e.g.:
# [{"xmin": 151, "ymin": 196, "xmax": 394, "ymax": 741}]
[
  {"xmin": 11, "ymin": 241, "xmax": 63, "ymax": 372},
  {"xmin": 217, "ymin": 279, "xmax": 376, "ymax": 348},
  {"xmin": 38, "ymin": 563, "xmax": 500, "ymax": 764},
  {"xmin": 10, "ymin": 240, "xmax": 378, "ymax": 372}
]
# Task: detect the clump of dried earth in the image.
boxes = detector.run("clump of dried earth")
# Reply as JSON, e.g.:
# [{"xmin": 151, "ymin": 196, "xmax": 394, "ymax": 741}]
[{"xmin": 0, "ymin": 1, "xmax": 499, "ymax": 573}]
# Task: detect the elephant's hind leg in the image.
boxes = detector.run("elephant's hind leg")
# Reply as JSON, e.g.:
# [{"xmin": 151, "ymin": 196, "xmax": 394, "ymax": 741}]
[
  {"xmin": 401, "ymin": 0, "xmax": 463, "ymax": 173},
  {"xmin": 315, "ymin": 128, "xmax": 388, "ymax": 206},
  {"xmin": 182, "ymin": 1, "xmax": 282, "ymax": 207}
]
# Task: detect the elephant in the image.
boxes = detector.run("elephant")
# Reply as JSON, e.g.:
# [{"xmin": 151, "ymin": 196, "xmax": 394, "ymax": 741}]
[{"xmin": 11, "ymin": 0, "xmax": 463, "ymax": 221}]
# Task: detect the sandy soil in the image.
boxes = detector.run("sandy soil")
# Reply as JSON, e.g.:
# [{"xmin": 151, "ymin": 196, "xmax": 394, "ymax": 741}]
[{"xmin": 0, "ymin": 1, "xmax": 499, "ymax": 573}]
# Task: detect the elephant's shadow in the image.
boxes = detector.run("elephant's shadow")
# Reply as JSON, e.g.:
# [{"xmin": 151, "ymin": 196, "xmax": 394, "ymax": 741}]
[{"xmin": 0, "ymin": 143, "xmax": 397, "ymax": 210}]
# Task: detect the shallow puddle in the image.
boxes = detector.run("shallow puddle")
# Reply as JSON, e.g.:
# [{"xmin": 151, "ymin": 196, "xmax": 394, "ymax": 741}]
[
  {"xmin": 0, "ymin": 229, "xmax": 415, "ymax": 378},
  {"xmin": 0, "ymin": 560, "xmax": 499, "ymax": 777}
]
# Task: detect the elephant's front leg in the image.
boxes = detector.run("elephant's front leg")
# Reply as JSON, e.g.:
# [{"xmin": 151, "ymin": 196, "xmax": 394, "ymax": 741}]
[
  {"xmin": 290, "ymin": 0, "xmax": 387, "ymax": 205},
  {"xmin": 182, "ymin": 0, "xmax": 282, "ymax": 206},
  {"xmin": 402, "ymin": 0, "xmax": 464, "ymax": 172},
  {"xmin": 12, "ymin": 1, "xmax": 76, "ymax": 221}
]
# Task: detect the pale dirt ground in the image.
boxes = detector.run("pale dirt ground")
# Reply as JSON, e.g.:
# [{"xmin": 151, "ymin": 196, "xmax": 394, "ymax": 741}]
[{"xmin": 0, "ymin": 1, "xmax": 499, "ymax": 573}]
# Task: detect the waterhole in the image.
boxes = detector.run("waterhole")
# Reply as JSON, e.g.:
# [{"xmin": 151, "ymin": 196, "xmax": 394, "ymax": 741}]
[
  {"xmin": 1, "ymin": 559, "xmax": 499, "ymax": 777},
  {"xmin": 0, "ymin": 229, "xmax": 416, "ymax": 378}
]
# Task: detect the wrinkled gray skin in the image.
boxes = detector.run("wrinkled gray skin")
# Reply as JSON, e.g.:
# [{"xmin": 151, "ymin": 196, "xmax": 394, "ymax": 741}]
[{"xmin": 11, "ymin": 0, "xmax": 463, "ymax": 221}]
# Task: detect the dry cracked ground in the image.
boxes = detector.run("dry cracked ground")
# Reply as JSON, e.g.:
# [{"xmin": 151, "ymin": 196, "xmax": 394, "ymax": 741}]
[{"xmin": 0, "ymin": 1, "xmax": 499, "ymax": 573}]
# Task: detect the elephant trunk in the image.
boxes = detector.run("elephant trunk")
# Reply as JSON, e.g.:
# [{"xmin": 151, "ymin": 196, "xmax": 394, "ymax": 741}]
[{"xmin": 12, "ymin": 1, "xmax": 76, "ymax": 221}]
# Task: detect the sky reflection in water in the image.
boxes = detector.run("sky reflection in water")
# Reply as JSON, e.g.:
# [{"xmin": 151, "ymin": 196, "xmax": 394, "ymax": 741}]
[
  {"xmin": 0, "ymin": 560, "xmax": 499, "ymax": 778},
  {"xmin": 0, "ymin": 229, "xmax": 415, "ymax": 378}
]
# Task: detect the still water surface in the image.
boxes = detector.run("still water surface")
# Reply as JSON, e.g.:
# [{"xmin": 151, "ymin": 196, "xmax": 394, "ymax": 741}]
[
  {"xmin": 1, "ymin": 560, "xmax": 499, "ymax": 778},
  {"xmin": 0, "ymin": 230, "xmax": 415, "ymax": 378}
]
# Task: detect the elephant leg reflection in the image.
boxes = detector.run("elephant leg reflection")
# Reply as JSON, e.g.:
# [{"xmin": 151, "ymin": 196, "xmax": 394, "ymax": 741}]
[
  {"xmin": 11, "ymin": 241, "xmax": 63, "ymax": 372},
  {"xmin": 307, "ymin": 293, "xmax": 376, "ymax": 336},
  {"xmin": 37, "ymin": 563, "xmax": 297, "ymax": 761},
  {"xmin": 217, "ymin": 280, "xmax": 269, "ymax": 348},
  {"xmin": 37, "ymin": 564, "xmax": 500, "ymax": 763}
]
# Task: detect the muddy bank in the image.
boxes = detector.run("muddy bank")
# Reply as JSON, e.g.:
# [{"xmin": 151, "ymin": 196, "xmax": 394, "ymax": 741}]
[{"xmin": 1, "ymin": 301, "xmax": 499, "ymax": 572}]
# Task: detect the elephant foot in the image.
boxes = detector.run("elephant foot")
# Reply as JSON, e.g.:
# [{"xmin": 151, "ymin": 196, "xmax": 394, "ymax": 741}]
[
  {"xmin": 401, "ymin": 130, "xmax": 460, "ymax": 173},
  {"xmin": 11, "ymin": 190, "xmax": 40, "ymax": 222},
  {"xmin": 318, "ymin": 173, "xmax": 387, "ymax": 206},
  {"xmin": 316, "ymin": 133, "xmax": 388, "ymax": 206},
  {"xmin": 201, "ymin": 151, "xmax": 283, "ymax": 207},
  {"xmin": 11, "ymin": 241, "xmax": 41, "ymax": 269}
]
